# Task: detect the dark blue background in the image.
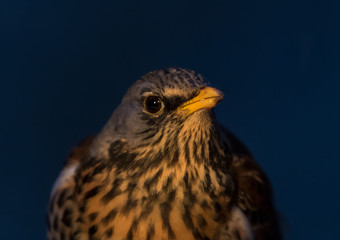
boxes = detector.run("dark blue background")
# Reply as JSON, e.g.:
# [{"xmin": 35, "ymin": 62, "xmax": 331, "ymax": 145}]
[{"xmin": 1, "ymin": 0, "xmax": 339, "ymax": 239}]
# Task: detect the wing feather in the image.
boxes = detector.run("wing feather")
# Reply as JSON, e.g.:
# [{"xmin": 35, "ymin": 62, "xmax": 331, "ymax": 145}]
[
  {"xmin": 220, "ymin": 126, "xmax": 282, "ymax": 240},
  {"xmin": 47, "ymin": 137, "xmax": 94, "ymax": 240}
]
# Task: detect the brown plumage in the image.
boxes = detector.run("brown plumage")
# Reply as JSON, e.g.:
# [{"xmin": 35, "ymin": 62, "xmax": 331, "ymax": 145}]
[{"xmin": 47, "ymin": 68, "xmax": 281, "ymax": 240}]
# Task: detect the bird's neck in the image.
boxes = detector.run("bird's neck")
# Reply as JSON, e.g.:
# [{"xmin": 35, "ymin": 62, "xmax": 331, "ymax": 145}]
[
  {"xmin": 92, "ymin": 123, "xmax": 232, "ymax": 194},
  {"xmin": 88, "ymin": 111, "xmax": 234, "ymax": 197}
]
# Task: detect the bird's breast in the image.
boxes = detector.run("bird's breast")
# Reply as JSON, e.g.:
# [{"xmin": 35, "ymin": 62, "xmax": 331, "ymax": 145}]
[{"xmin": 75, "ymin": 161, "xmax": 234, "ymax": 240}]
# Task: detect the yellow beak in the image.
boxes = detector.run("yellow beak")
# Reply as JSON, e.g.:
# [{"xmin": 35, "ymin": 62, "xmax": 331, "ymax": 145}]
[{"xmin": 177, "ymin": 87, "xmax": 224, "ymax": 116}]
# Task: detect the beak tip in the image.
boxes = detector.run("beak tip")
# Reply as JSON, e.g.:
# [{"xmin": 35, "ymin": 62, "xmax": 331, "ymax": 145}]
[{"xmin": 213, "ymin": 88, "xmax": 224, "ymax": 99}]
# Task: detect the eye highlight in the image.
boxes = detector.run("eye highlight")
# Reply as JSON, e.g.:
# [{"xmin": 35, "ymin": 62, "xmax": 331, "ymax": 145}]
[{"xmin": 144, "ymin": 96, "xmax": 164, "ymax": 114}]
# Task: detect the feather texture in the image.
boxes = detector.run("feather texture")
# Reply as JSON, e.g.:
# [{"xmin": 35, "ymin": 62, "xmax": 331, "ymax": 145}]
[{"xmin": 47, "ymin": 68, "xmax": 281, "ymax": 240}]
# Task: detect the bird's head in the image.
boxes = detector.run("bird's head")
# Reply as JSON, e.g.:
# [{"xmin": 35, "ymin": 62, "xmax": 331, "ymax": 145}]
[{"xmin": 92, "ymin": 68, "xmax": 226, "ymax": 169}]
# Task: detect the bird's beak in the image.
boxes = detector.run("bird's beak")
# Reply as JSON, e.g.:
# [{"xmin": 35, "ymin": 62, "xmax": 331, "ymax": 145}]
[{"xmin": 177, "ymin": 87, "xmax": 224, "ymax": 116}]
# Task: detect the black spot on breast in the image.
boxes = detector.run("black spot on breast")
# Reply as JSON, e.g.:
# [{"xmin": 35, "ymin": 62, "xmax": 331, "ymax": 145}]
[
  {"xmin": 164, "ymin": 174, "xmax": 174, "ymax": 191},
  {"xmin": 144, "ymin": 168, "xmax": 163, "ymax": 192},
  {"xmin": 76, "ymin": 216, "xmax": 84, "ymax": 224},
  {"xmin": 209, "ymin": 190, "xmax": 217, "ymax": 199},
  {"xmin": 126, "ymin": 218, "xmax": 139, "ymax": 240},
  {"xmin": 105, "ymin": 227, "xmax": 113, "ymax": 238},
  {"xmin": 101, "ymin": 208, "xmax": 118, "ymax": 225},
  {"xmin": 101, "ymin": 178, "xmax": 123, "ymax": 203},
  {"xmin": 201, "ymin": 142, "xmax": 206, "ymax": 160},
  {"xmin": 122, "ymin": 197, "xmax": 139, "ymax": 215},
  {"xmin": 88, "ymin": 212, "xmax": 98, "ymax": 222},
  {"xmin": 193, "ymin": 140, "xmax": 199, "ymax": 162},
  {"xmin": 146, "ymin": 223, "xmax": 155, "ymax": 240},
  {"xmin": 57, "ymin": 189, "xmax": 68, "ymax": 208},
  {"xmin": 185, "ymin": 142, "xmax": 191, "ymax": 164},
  {"xmin": 79, "ymin": 205, "xmax": 85, "ymax": 213},
  {"xmin": 214, "ymin": 202, "xmax": 222, "ymax": 212},
  {"xmin": 204, "ymin": 170, "xmax": 213, "ymax": 194},
  {"xmin": 200, "ymin": 200, "xmax": 211, "ymax": 210},
  {"xmin": 88, "ymin": 225, "xmax": 98, "ymax": 237},
  {"xmin": 213, "ymin": 202, "xmax": 224, "ymax": 222},
  {"xmin": 169, "ymin": 147, "xmax": 179, "ymax": 166},
  {"xmin": 84, "ymin": 186, "xmax": 100, "ymax": 199},
  {"xmin": 82, "ymin": 173, "xmax": 91, "ymax": 184},
  {"xmin": 187, "ymin": 186, "xmax": 196, "ymax": 206},
  {"xmin": 61, "ymin": 207, "xmax": 73, "ymax": 227},
  {"xmin": 139, "ymin": 195, "xmax": 157, "ymax": 220},
  {"xmin": 197, "ymin": 214, "xmax": 207, "ymax": 228},
  {"xmin": 127, "ymin": 181, "xmax": 137, "ymax": 192},
  {"xmin": 168, "ymin": 189, "xmax": 176, "ymax": 202},
  {"xmin": 182, "ymin": 203, "xmax": 194, "ymax": 231},
  {"xmin": 160, "ymin": 201, "xmax": 175, "ymax": 239},
  {"xmin": 92, "ymin": 163, "xmax": 106, "ymax": 176},
  {"xmin": 183, "ymin": 171, "xmax": 189, "ymax": 187}
]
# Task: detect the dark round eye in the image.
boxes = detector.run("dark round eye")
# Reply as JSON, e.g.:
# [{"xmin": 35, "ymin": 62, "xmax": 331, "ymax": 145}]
[{"xmin": 144, "ymin": 96, "xmax": 163, "ymax": 114}]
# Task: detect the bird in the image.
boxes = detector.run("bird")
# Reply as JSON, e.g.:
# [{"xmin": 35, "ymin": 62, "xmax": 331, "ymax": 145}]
[{"xmin": 47, "ymin": 68, "xmax": 281, "ymax": 240}]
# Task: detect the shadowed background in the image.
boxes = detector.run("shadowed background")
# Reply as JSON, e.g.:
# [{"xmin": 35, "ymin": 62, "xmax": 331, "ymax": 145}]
[{"xmin": 1, "ymin": 0, "xmax": 339, "ymax": 239}]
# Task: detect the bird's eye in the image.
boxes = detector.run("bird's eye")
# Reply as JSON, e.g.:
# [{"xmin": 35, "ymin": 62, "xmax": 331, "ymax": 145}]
[{"xmin": 144, "ymin": 96, "xmax": 163, "ymax": 114}]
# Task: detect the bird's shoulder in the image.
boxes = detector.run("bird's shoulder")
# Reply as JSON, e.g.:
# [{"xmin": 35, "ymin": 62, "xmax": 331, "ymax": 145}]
[
  {"xmin": 51, "ymin": 137, "xmax": 95, "ymax": 194},
  {"xmin": 47, "ymin": 137, "xmax": 95, "ymax": 239}
]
